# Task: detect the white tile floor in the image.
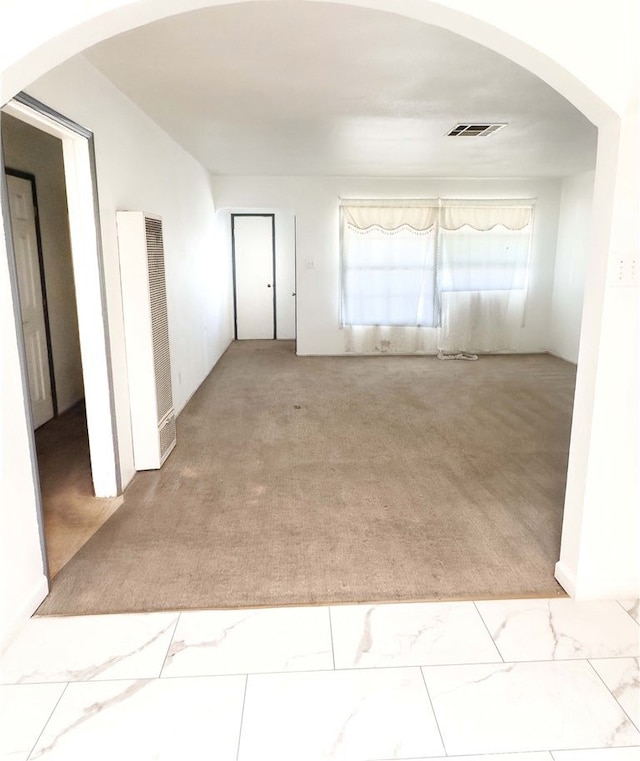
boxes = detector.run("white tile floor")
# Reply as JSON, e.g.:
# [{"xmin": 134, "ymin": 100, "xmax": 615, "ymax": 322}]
[{"xmin": 1, "ymin": 597, "xmax": 638, "ymax": 760}]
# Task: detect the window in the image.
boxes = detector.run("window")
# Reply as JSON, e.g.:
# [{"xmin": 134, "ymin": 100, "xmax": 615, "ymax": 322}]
[
  {"xmin": 340, "ymin": 200, "xmax": 534, "ymax": 346},
  {"xmin": 439, "ymin": 225, "xmax": 530, "ymax": 293},
  {"xmin": 341, "ymin": 203, "xmax": 438, "ymax": 327},
  {"xmin": 342, "ymin": 224, "xmax": 437, "ymax": 327}
]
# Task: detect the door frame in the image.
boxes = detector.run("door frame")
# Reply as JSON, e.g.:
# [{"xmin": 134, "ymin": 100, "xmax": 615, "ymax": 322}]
[
  {"xmin": 1, "ymin": 92, "xmax": 121, "ymax": 508},
  {"xmin": 5, "ymin": 167, "xmax": 58, "ymax": 420},
  {"xmin": 230, "ymin": 212, "xmax": 277, "ymax": 340}
]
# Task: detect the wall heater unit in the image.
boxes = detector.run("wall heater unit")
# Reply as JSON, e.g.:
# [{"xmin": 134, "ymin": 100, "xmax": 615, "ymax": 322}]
[{"xmin": 116, "ymin": 211, "xmax": 176, "ymax": 469}]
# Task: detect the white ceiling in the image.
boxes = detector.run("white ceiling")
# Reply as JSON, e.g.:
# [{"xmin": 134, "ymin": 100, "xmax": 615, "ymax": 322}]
[{"xmin": 83, "ymin": 1, "xmax": 598, "ymax": 177}]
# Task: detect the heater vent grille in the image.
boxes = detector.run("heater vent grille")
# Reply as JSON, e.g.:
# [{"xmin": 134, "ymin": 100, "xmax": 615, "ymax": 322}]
[
  {"xmin": 145, "ymin": 216, "xmax": 173, "ymax": 423},
  {"xmin": 117, "ymin": 211, "xmax": 176, "ymax": 470},
  {"xmin": 159, "ymin": 412, "xmax": 177, "ymax": 462}
]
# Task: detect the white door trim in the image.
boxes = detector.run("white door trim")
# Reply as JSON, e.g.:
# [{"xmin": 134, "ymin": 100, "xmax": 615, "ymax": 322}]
[
  {"xmin": 2, "ymin": 93, "xmax": 121, "ymax": 499},
  {"xmin": 231, "ymin": 213, "xmax": 277, "ymax": 340}
]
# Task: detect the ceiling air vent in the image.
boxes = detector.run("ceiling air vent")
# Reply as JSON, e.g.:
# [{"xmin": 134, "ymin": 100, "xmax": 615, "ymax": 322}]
[{"xmin": 447, "ymin": 123, "xmax": 506, "ymax": 137}]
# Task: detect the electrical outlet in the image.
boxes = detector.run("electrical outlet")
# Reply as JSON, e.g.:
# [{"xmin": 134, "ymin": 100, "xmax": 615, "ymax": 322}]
[{"xmin": 609, "ymin": 253, "xmax": 639, "ymax": 287}]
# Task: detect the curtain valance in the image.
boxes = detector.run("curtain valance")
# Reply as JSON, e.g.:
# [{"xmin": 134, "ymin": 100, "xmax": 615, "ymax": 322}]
[
  {"xmin": 440, "ymin": 201, "xmax": 533, "ymax": 231},
  {"xmin": 341, "ymin": 199, "xmax": 534, "ymax": 232},
  {"xmin": 341, "ymin": 203, "xmax": 438, "ymax": 232}
]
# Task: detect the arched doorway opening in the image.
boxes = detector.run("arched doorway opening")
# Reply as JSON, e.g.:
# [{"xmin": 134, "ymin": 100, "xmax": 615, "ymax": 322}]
[{"xmin": 1, "ymin": 1, "xmax": 637, "ymax": 640}]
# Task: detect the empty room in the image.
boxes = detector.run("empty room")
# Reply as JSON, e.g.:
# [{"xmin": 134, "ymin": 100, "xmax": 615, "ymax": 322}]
[
  {"xmin": 2, "ymin": 3, "xmax": 638, "ymax": 760},
  {"xmin": 0, "ymin": 1, "xmax": 623, "ymax": 617}
]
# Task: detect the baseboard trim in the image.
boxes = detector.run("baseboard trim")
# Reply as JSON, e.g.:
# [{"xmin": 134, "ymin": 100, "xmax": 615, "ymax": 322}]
[
  {"xmin": 174, "ymin": 336, "xmax": 235, "ymax": 418},
  {"xmin": 555, "ymin": 561, "xmax": 640, "ymax": 600},
  {"xmin": 1, "ymin": 574, "xmax": 49, "ymax": 653},
  {"xmin": 545, "ymin": 349, "xmax": 578, "ymax": 365},
  {"xmin": 554, "ymin": 561, "xmax": 576, "ymax": 597}
]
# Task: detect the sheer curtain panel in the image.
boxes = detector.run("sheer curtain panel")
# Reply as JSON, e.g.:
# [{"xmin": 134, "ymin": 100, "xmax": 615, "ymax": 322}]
[
  {"xmin": 341, "ymin": 203, "xmax": 437, "ymax": 327},
  {"xmin": 437, "ymin": 202, "xmax": 534, "ymax": 353},
  {"xmin": 339, "ymin": 199, "xmax": 534, "ymax": 354}
]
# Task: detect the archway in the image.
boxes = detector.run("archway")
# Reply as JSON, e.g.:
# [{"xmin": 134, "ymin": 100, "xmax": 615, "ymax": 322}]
[{"xmin": 1, "ymin": 1, "xmax": 637, "ymax": 644}]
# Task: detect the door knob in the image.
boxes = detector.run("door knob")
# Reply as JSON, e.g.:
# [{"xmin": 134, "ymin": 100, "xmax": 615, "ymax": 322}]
[{"xmin": 267, "ymin": 284, "xmax": 272, "ymax": 288}]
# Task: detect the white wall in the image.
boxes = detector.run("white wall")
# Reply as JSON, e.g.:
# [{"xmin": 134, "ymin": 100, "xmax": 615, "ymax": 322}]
[
  {"xmin": 211, "ymin": 176, "xmax": 561, "ymax": 356},
  {"xmin": 25, "ymin": 56, "xmax": 235, "ymax": 488},
  {"xmin": 548, "ymin": 171, "xmax": 595, "ymax": 363},
  {"xmin": 0, "ymin": 200, "xmax": 49, "ymax": 650},
  {"xmin": 556, "ymin": 113, "xmax": 640, "ymax": 600},
  {"xmin": 1, "ymin": 55, "xmax": 234, "ymax": 648},
  {"xmin": 2, "ymin": 0, "xmax": 636, "ymax": 126},
  {"xmin": 2, "ymin": 113, "xmax": 84, "ymax": 413}
]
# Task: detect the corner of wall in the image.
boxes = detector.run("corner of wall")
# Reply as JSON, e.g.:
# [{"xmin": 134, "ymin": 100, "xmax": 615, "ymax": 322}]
[
  {"xmin": 554, "ymin": 560, "xmax": 576, "ymax": 597},
  {"xmin": 1, "ymin": 573, "xmax": 48, "ymax": 653}
]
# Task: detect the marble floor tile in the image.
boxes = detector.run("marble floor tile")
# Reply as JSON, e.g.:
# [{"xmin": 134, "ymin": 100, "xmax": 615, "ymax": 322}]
[
  {"xmin": 619, "ymin": 600, "xmax": 640, "ymax": 624},
  {"xmin": 590, "ymin": 658, "xmax": 640, "ymax": 729},
  {"xmin": 1, "ymin": 612, "xmax": 178, "ymax": 684},
  {"xmin": 0, "ymin": 683, "xmax": 66, "ymax": 760},
  {"xmin": 28, "ymin": 675, "xmax": 245, "ymax": 761},
  {"xmin": 1, "ymin": 752, "xmax": 29, "ymax": 761},
  {"xmin": 161, "ymin": 606, "xmax": 333, "ymax": 677},
  {"xmin": 422, "ymin": 660, "xmax": 640, "ymax": 756},
  {"xmin": 552, "ymin": 749, "xmax": 640, "ymax": 760},
  {"xmin": 330, "ymin": 601, "xmax": 501, "ymax": 669},
  {"xmin": 414, "ymin": 754, "xmax": 553, "ymax": 761},
  {"xmin": 475, "ymin": 598, "xmax": 639, "ymax": 661},
  {"xmin": 238, "ymin": 667, "xmax": 444, "ymax": 760}
]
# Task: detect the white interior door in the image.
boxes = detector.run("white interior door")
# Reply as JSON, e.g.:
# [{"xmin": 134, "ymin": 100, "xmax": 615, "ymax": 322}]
[
  {"xmin": 233, "ymin": 214, "xmax": 275, "ymax": 339},
  {"xmin": 6, "ymin": 173, "xmax": 54, "ymax": 428}
]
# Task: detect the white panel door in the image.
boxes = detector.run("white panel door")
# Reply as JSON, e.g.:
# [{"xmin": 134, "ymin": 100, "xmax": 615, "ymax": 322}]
[
  {"xmin": 6, "ymin": 173, "xmax": 54, "ymax": 428},
  {"xmin": 233, "ymin": 214, "xmax": 275, "ymax": 339}
]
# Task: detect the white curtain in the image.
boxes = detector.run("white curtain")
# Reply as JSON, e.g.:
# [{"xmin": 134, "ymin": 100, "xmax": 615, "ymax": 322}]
[
  {"xmin": 340, "ymin": 199, "xmax": 534, "ymax": 352},
  {"xmin": 341, "ymin": 221, "xmax": 436, "ymax": 327},
  {"xmin": 344, "ymin": 325, "xmax": 434, "ymax": 354},
  {"xmin": 342, "ymin": 203, "xmax": 438, "ymax": 233},
  {"xmin": 437, "ymin": 221, "xmax": 532, "ymax": 353},
  {"xmin": 438, "ymin": 290, "xmax": 526, "ymax": 353},
  {"xmin": 440, "ymin": 200, "xmax": 532, "ymax": 232}
]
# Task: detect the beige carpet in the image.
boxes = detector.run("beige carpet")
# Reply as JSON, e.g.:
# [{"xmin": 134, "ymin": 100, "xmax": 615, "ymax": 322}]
[
  {"xmin": 38, "ymin": 341, "xmax": 573, "ymax": 615},
  {"xmin": 35, "ymin": 403, "xmax": 123, "ymax": 579}
]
